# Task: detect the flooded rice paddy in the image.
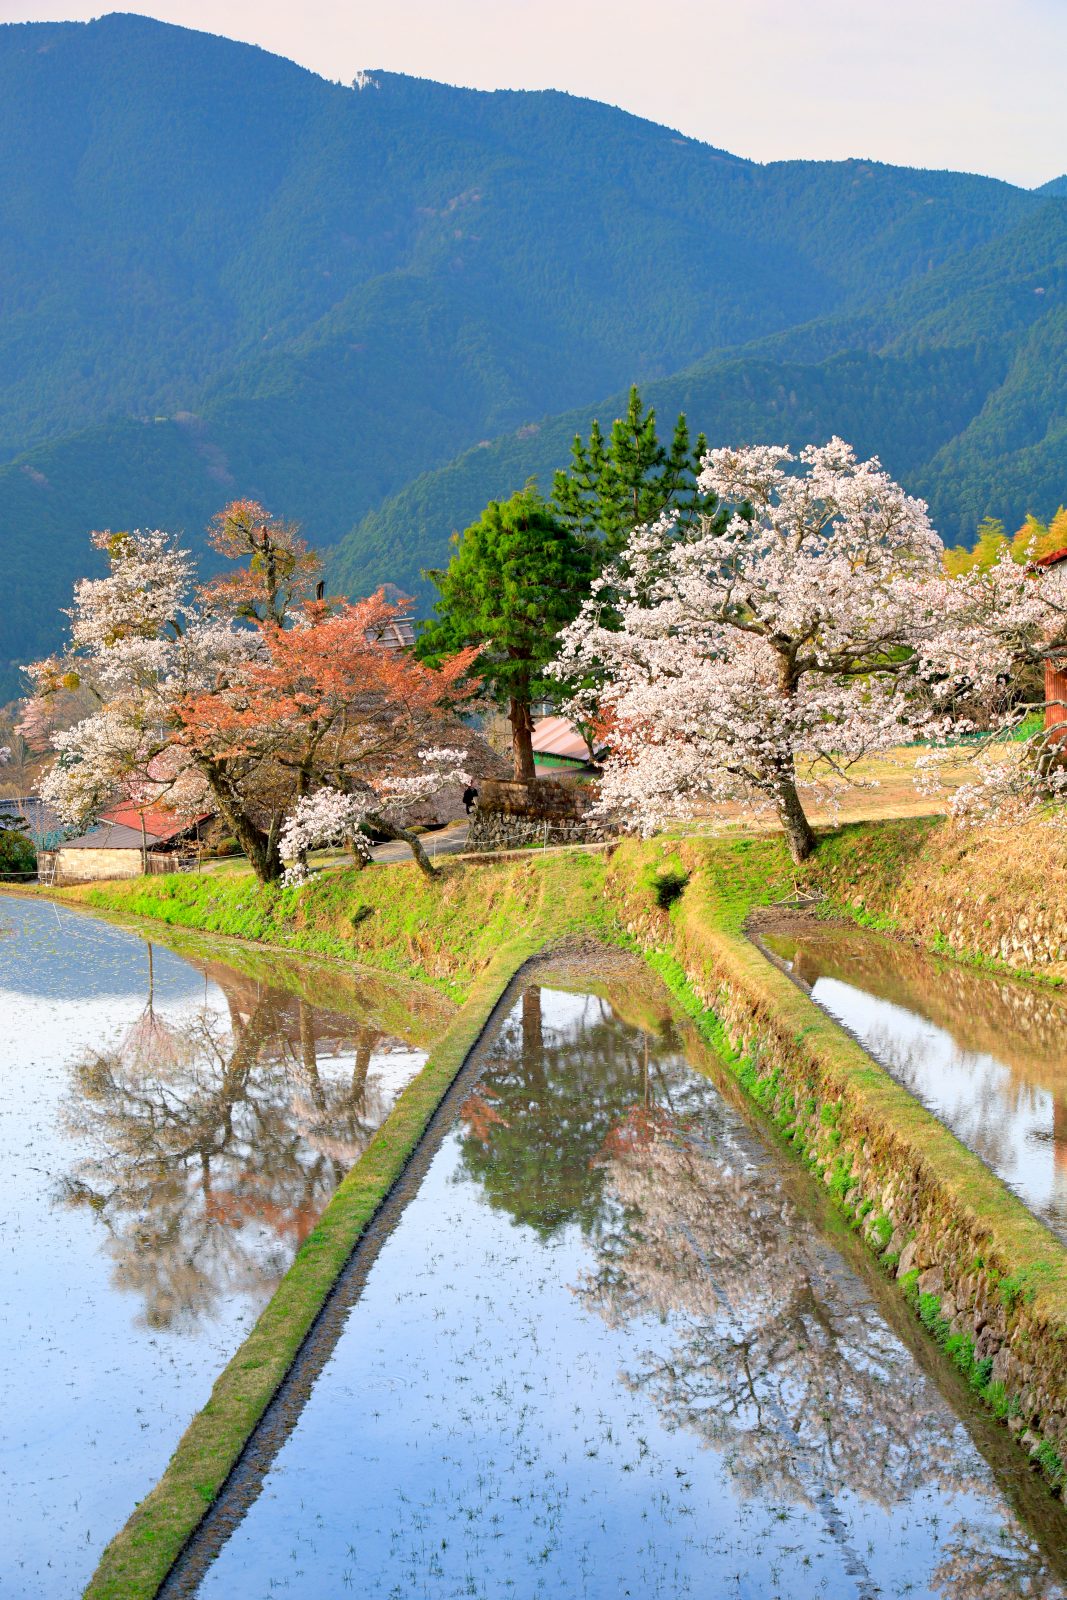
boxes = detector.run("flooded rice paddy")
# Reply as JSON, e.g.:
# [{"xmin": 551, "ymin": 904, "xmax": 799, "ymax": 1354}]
[
  {"xmin": 169, "ymin": 962, "xmax": 1067, "ymax": 1600},
  {"xmin": 762, "ymin": 924, "xmax": 1067, "ymax": 1244},
  {"xmin": 0, "ymin": 895, "xmax": 446, "ymax": 1599}
]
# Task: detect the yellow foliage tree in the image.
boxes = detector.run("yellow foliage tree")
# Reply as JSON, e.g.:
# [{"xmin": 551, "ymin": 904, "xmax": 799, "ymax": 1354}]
[{"xmin": 943, "ymin": 508, "xmax": 1067, "ymax": 575}]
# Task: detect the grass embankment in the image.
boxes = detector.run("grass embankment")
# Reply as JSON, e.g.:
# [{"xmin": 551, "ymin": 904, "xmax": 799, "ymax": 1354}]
[
  {"xmin": 65, "ymin": 848, "xmax": 616, "ymax": 1002},
  {"xmin": 80, "ymin": 820, "xmax": 1067, "ymax": 1596},
  {"xmin": 638, "ymin": 835, "xmax": 1067, "ymax": 1490},
  {"xmin": 802, "ymin": 813, "xmax": 1067, "ymax": 980}
]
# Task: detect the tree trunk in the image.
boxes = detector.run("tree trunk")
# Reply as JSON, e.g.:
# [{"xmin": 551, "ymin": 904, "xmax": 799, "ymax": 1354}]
[
  {"xmin": 365, "ymin": 811, "xmax": 439, "ymax": 878},
  {"xmin": 233, "ymin": 816, "xmax": 281, "ymax": 884},
  {"xmin": 510, "ymin": 696, "xmax": 536, "ymax": 783},
  {"xmin": 773, "ymin": 652, "xmax": 817, "ymax": 865},
  {"xmin": 774, "ymin": 764, "xmax": 817, "ymax": 864},
  {"xmin": 195, "ymin": 759, "xmax": 281, "ymax": 883}
]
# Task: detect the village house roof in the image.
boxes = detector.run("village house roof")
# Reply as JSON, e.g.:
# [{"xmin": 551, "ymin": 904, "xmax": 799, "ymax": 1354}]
[
  {"xmin": 1035, "ymin": 547, "xmax": 1067, "ymax": 569},
  {"xmin": 366, "ymin": 583, "xmax": 419, "ymax": 650},
  {"xmin": 531, "ymin": 716, "xmax": 604, "ymax": 763},
  {"xmin": 370, "ymin": 616, "xmax": 417, "ymax": 651},
  {"xmin": 98, "ymin": 804, "xmax": 210, "ymax": 842},
  {"xmin": 59, "ymin": 822, "xmax": 170, "ymax": 851},
  {"xmin": 59, "ymin": 808, "xmax": 211, "ymax": 852}
]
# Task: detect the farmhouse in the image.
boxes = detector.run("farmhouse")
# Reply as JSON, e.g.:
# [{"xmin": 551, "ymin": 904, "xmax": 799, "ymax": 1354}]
[{"xmin": 39, "ymin": 806, "xmax": 211, "ymax": 887}]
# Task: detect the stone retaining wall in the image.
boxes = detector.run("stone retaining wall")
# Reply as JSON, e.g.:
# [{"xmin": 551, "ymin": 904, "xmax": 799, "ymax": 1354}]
[
  {"xmin": 808, "ymin": 818, "xmax": 1067, "ymax": 977},
  {"xmin": 605, "ymin": 843, "xmax": 1067, "ymax": 1493},
  {"xmin": 467, "ymin": 777, "xmax": 612, "ymax": 851}
]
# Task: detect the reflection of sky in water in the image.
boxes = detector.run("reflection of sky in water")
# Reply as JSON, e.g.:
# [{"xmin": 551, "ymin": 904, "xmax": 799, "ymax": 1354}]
[
  {"xmin": 772, "ymin": 938, "xmax": 1067, "ymax": 1243},
  {"xmin": 191, "ymin": 984, "xmax": 1066, "ymax": 1600},
  {"xmin": 0, "ymin": 895, "xmax": 425, "ymax": 1600},
  {"xmin": 1, "ymin": 895, "xmax": 208, "ymax": 1001}
]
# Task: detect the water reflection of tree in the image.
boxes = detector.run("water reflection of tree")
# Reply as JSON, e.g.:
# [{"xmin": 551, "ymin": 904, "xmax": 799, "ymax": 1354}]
[
  {"xmin": 577, "ymin": 1099, "xmax": 1064, "ymax": 1600},
  {"xmin": 62, "ymin": 960, "xmax": 413, "ymax": 1331},
  {"xmin": 457, "ymin": 986, "xmax": 683, "ymax": 1237}
]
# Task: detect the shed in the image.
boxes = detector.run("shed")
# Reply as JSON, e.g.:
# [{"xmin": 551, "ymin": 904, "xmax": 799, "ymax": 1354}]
[
  {"xmin": 41, "ymin": 810, "xmax": 209, "ymax": 887},
  {"xmin": 531, "ymin": 716, "xmax": 605, "ymax": 772}
]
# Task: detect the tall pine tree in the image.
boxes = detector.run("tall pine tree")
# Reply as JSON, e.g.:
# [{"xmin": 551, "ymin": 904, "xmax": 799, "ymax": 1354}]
[
  {"xmin": 418, "ymin": 488, "xmax": 593, "ymax": 782},
  {"xmin": 551, "ymin": 385, "xmax": 720, "ymax": 558}
]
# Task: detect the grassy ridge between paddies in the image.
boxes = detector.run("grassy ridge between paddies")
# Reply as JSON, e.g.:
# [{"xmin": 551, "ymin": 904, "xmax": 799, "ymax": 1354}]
[
  {"xmin": 632, "ymin": 834, "xmax": 1067, "ymax": 1489},
  {"xmin": 85, "ymin": 932, "xmax": 548, "ymax": 1600},
  {"xmin": 77, "ymin": 822, "xmax": 1067, "ymax": 1596},
  {"xmin": 65, "ymin": 848, "xmax": 618, "ymax": 1002}
]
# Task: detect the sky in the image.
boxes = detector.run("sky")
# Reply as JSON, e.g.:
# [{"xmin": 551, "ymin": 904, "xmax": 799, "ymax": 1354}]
[{"xmin": 0, "ymin": 0, "xmax": 1063, "ymax": 187}]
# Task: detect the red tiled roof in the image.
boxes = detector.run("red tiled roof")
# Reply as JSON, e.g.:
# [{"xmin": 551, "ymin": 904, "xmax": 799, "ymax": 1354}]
[
  {"xmin": 99, "ymin": 805, "xmax": 209, "ymax": 842},
  {"xmin": 532, "ymin": 717, "xmax": 597, "ymax": 762},
  {"xmin": 1035, "ymin": 547, "xmax": 1067, "ymax": 568}
]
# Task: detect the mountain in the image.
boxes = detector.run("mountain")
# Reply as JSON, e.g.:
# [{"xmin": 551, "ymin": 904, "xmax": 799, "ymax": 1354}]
[
  {"xmin": 0, "ymin": 12, "xmax": 1063, "ymax": 696},
  {"xmin": 333, "ymin": 198, "xmax": 1067, "ymax": 602}
]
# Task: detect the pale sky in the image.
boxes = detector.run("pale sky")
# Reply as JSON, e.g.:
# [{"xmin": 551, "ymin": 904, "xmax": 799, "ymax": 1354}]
[{"xmin": 0, "ymin": 0, "xmax": 1063, "ymax": 188}]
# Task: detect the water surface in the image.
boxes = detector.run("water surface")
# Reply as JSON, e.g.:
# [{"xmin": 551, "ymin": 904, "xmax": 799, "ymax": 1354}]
[
  {"xmin": 0, "ymin": 895, "xmax": 444, "ymax": 1599},
  {"xmin": 183, "ymin": 967, "xmax": 1067, "ymax": 1600},
  {"xmin": 762, "ymin": 924, "xmax": 1067, "ymax": 1242}
]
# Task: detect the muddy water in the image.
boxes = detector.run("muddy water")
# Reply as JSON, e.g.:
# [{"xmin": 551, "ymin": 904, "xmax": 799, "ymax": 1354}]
[
  {"xmin": 179, "ymin": 966, "xmax": 1067, "ymax": 1600},
  {"xmin": 762, "ymin": 925, "xmax": 1067, "ymax": 1243},
  {"xmin": 0, "ymin": 896, "xmax": 443, "ymax": 1600}
]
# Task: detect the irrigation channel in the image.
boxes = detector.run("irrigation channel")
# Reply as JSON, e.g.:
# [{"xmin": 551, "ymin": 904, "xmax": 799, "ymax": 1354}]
[
  {"xmin": 4, "ymin": 899, "xmax": 1067, "ymax": 1598},
  {"xmin": 0, "ymin": 895, "xmax": 448, "ymax": 1599},
  {"xmin": 760, "ymin": 922, "xmax": 1067, "ymax": 1247},
  {"xmin": 146, "ymin": 949, "xmax": 1067, "ymax": 1600}
]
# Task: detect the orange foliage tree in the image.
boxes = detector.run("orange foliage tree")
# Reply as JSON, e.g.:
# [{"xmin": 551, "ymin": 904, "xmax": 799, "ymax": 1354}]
[
  {"xmin": 29, "ymin": 501, "xmax": 477, "ymax": 884},
  {"xmin": 178, "ymin": 589, "xmax": 478, "ymax": 879}
]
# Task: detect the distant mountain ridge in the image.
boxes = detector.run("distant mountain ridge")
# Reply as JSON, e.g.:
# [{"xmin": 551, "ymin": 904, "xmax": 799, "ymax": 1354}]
[
  {"xmin": 334, "ymin": 197, "xmax": 1067, "ymax": 605},
  {"xmin": 0, "ymin": 12, "xmax": 1063, "ymax": 695}
]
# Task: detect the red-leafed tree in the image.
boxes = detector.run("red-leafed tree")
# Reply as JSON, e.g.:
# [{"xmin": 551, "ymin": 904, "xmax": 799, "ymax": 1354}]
[
  {"xmin": 177, "ymin": 592, "xmax": 479, "ymax": 878},
  {"xmin": 28, "ymin": 501, "xmax": 478, "ymax": 883}
]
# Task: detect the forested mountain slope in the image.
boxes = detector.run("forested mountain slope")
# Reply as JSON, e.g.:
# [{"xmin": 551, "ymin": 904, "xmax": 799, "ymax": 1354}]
[
  {"xmin": 0, "ymin": 12, "xmax": 1061, "ymax": 694},
  {"xmin": 334, "ymin": 201, "xmax": 1067, "ymax": 601}
]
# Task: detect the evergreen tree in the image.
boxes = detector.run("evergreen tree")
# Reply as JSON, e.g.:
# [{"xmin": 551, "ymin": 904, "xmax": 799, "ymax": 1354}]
[
  {"xmin": 551, "ymin": 385, "xmax": 720, "ymax": 558},
  {"xmin": 418, "ymin": 488, "xmax": 593, "ymax": 782}
]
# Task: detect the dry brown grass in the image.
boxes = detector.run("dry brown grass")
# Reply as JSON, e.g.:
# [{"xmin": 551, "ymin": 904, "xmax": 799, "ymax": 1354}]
[{"xmin": 684, "ymin": 743, "xmax": 980, "ymax": 838}]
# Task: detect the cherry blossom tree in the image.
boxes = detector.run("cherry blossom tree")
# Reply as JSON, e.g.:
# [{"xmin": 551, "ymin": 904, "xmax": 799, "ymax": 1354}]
[
  {"xmin": 28, "ymin": 506, "xmax": 478, "ymax": 882},
  {"xmin": 29, "ymin": 526, "xmax": 233, "ymax": 834},
  {"xmin": 278, "ymin": 748, "xmax": 471, "ymax": 884},
  {"xmin": 557, "ymin": 439, "xmax": 1061, "ymax": 860}
]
